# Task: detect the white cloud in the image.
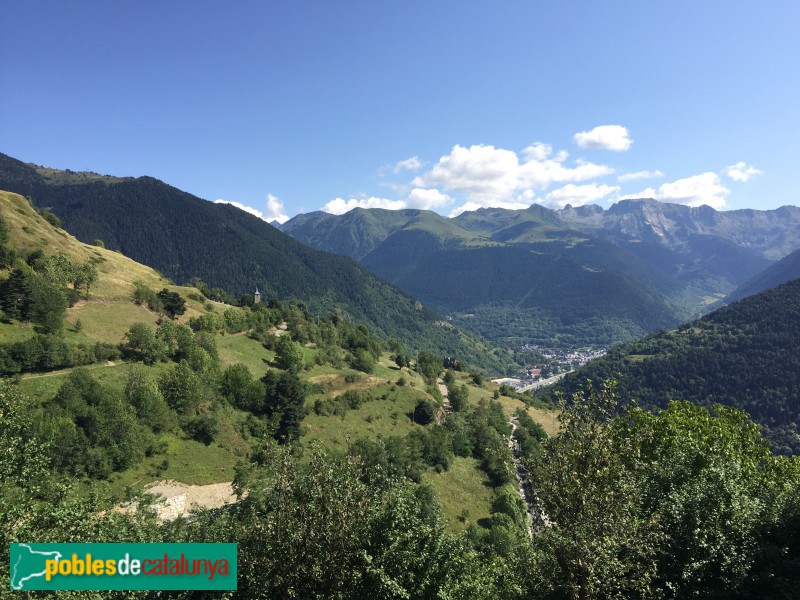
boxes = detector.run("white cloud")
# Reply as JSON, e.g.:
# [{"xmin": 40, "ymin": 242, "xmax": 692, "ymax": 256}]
[
  {"xmin": 629, "ymin": 172, "xmax": 729, "ymax": 209},
  {"xmin": 414, "ymin": 144, "xmax": 521, "ymax": 201},
  {"xmin": 214, "ymin": 194, "xmax": 290, "ymax": 224},
  {"xmin": 522, "ymin": 142, "xmax": 553, "ymax": 162},
  {"xmin": 406, "ymin": 187, "xmax": 451, "ymax": 209},
  {"xmin": 540, "ymin": 183, "xmax": 621, "ymax": 209},
  {"xmin": 321, "ymin": 187, "xmax": 451, "ymax": 215},
  {"xmin": 322, "ymin": 196, "xmax": 408, "ymax": 215},
  {"xmin": 724, "ymin": 162, "xmax": 762, "ymax": 182},
  {"xmin": 618, "ymin": 169, "xmax": 664, "ymax": 182},
  {"xmin": 573, "ymin": 125, "xmax": 632, "ymax": 151},
  {"xmin": 393, "ymin": 156, "xmax": 422, "ymax": 173},
  {"xmin": 412, "ymin": 143, "xmax": 613, "ymax": 208},
  {"xmin": 265, "ymin": 194, "xmax": 289, "ymax": 224}
]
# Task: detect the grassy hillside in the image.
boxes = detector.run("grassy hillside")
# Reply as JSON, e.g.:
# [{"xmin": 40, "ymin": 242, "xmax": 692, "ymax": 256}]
[
  {"xmin": 0, "ymin": 190, "xmax": 215, "ymax": 324},
  {"xmin": 0, "ymin": 190, "xmax": 166, "ymax": 298},
  {"xmin": 0, "ymin": 195, "xmax": 556, "ymax": 533}
]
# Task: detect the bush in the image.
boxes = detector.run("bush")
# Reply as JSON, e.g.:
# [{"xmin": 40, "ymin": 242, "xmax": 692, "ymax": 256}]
[
  {"xmin": 132, "ymin": 281, "xmax": 163, "ymax": 313},
  {"xmin": 348, "ymin": 348, "xmax": 376, "ymax": 374},
  {"xmin": 37, "ymin": 208, "xmax": 61, "ymax": 228},
  {"xmin": 184, "ymin": 413, "xmax": 218, "ymax": 445},
  {"xmin": 413, "ymin": 399, "xmax": 437, "ymax": 425}
]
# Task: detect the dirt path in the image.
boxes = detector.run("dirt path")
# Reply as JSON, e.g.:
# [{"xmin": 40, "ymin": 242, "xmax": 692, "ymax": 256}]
[
  {"xmin": 508, "ymin": 416, "xmax": 550, "ymax": 536},
  {"xmin": 437, "ymin": 378, "xmax": 452, "ymax": 412},
  {"xmin": 21, "ymin": 361, "xmax": 119, "ymax": 380}
]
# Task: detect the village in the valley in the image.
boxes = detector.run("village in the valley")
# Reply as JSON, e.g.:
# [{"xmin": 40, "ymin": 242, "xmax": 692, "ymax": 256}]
[{"xmin": 493, "ymin": 345, "xmax": 608, "ymax": 392}]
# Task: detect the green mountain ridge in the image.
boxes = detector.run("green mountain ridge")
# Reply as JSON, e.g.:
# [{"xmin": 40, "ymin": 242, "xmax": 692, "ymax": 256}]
[
  {"xmin": 282, "ymin": 205, "xmax": 709, "ymax": 347},
  {"xmin": 281, "ymin": 207, "xmax": 498, "ymax": 259},
  {"xmin": 726, "ymin": 249, "xmax": 800, "ymax": 304},
  {"xmin": 541, "ymin": 278, "xmax": 800, "ymax": 454},
  {"xmin": 281, "ymin": 198, "xmax": 800, "ymax": 349}
]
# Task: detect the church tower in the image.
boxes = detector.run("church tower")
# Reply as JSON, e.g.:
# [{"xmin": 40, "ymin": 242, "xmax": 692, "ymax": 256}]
[{"xmin": 254, "ymin": 287, "xmax": 261, "ymax": 305}]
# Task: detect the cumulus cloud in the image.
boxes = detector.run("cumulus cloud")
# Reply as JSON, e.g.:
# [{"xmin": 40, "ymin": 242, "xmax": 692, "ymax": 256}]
[
  {"xmin": 573, "ymin": 125, "xmax": 632, "ymax": 151},
  {"xmin": 214, "ymin": 194, "xmax": 290, "ymax": 224},
  {"xmin": 618, "ymin": 169, "xmax": 664, "ymax": 182},
  {"xmin": 629, "ymin": 172, "xmax": 729, "ymax": 209},
  {"xmin": 406, "ymin": 187, "xmax": 451, "ymax": 209},
  {"xmin": 322, "ymin": 187, "xmax": 452, "ymax": 215},
  {"xmin": 724, "ymin": 162, "xmax": 762, "ymax": 182},
  {"xmin": 265, "ymin": 194, "xmax": 290, "ymax": 224},
  {"xmin": 393, "ymin": 156, "xmax": 422, "ymax": 173},
  {"xmin": 322, "ymin": 196, "xmax": 407, "ymax": 215},
  {"xmin": 540, "ymin": 183, "xmax": 621, "ymax": 209},
  {"xmin": 412, "ymin": 143, "xmax": 613, "ymax": 209}
]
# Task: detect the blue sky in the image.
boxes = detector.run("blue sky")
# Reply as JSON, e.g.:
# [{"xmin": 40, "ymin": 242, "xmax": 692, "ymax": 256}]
[{"xmin": 2, "ymin": 1, "xmax": 799, "ymax": 222}]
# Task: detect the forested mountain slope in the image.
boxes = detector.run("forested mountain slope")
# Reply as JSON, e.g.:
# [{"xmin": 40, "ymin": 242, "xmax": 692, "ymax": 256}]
[
  {"xmin": 284, "ymin": 204, "xmax": 683, "ymax": 347},
  {"xmin": 283, "ymin": 198, "xmax": 800, "ymax": 349},
  {"xmin": 541, "ymin": 279, "xmax": 800, "ymax": 454},
  {"xmin": 726, "ymin": 249, "xmax": 800, "ymax": 304}
]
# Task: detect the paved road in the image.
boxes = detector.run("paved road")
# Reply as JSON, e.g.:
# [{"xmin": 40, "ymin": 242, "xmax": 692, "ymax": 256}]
[{"xmin": 515, "ymin": 372, "xmax": 568, "ymax": 393}]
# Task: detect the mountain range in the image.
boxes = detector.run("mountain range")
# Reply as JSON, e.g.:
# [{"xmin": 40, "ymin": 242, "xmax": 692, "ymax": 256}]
[
  {"xmin": 281, "ymin": 200, "xmax": 800, "ymax": 348},
  {"xmin": 3, "ymin": 150, "xmax": 799, "ymax": 354}
]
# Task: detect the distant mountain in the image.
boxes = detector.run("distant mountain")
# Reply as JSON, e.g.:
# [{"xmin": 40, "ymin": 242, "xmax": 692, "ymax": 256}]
[
  {"xmin": 0, "ymin": 152, "xmax": 516, "ymax": 372},
  {"xmin": 475, "ymin": 200, "xmax": 782, "ymax": 305},
  {"xmin": 281, "ymin": 207, "xmax": 497, "ymax": 260},
  {"xmin": 726, "ymin": 248, "xmax": 800, "ymax": 303},
  {"xmin": 452, "ymin": 203, "xmax": 578, "ymax": 243},
  {"xmin": 282, "ymin": 199, "xmax": 799, "ymax": 349},
  {"xmin": 541, "ymin": 279, "xmax": 800, "ymax": 454},
  {"xmin": 559, "ymin": 198, "xmax": 800, "ymax": 260},
  {"xmin": 283, "ymin": 205, "xmax": 683, "ymax": 348}
]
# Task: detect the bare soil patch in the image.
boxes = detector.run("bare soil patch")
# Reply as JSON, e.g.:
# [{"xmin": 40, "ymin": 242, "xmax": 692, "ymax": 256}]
[{"xmin": 141, "ymin": 480, "xmax": 237, "ymax": 521}]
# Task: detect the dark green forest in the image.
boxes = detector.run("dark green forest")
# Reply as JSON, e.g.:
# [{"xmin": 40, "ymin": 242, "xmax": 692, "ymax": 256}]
[{"xmin": 542, "ymin": 278, "xmax": 800, "ymax": 454}]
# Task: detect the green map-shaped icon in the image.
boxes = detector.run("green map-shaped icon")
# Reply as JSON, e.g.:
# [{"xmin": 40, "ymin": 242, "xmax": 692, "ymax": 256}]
[{"xmin": 10, "ymin": 544, "xmax": 62, "ymax": 590}]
